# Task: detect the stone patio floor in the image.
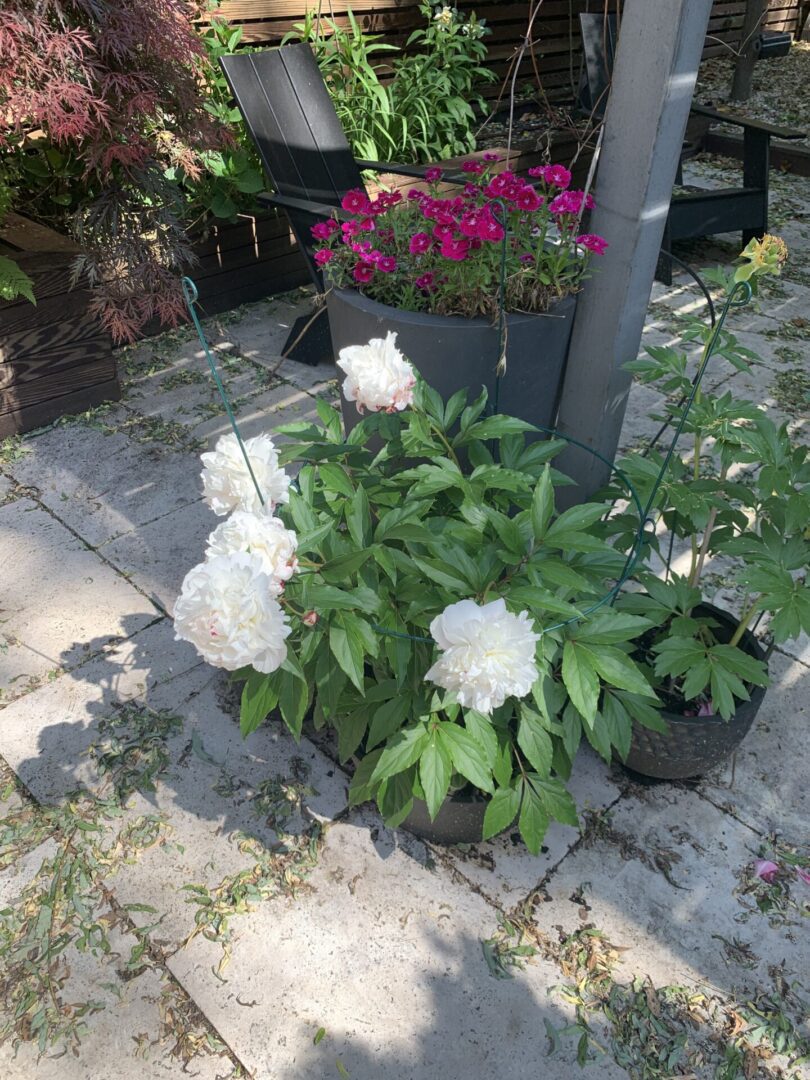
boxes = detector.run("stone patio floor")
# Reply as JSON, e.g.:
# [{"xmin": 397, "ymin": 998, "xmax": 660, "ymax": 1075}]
[{"xmin": 0, "ymin": 166, "xmax": 808, "ymax": 1079}]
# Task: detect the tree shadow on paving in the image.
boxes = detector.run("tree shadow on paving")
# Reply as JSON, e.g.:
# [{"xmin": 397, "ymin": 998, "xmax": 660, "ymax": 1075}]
[
  {"xmin": 272, "ymin": 928, "xmax": 615, "ymax": 1080},
  {"xmin": 7, "ymin": 618, "xmax": 808, "ymax": 1077},
  {"xmin": 272, "ymin": 911, "xmax": 808, "ymax": 1080}
]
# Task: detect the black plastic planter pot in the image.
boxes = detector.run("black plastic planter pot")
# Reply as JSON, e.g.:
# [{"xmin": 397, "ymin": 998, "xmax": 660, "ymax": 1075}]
[
  {"xmin": 623, "ymin": 603, "xmax": 768, "ymax": 781},
  {"xmin": 326, "ymin": 287, "xmax": 577, "ymax": 437},
  {"xmin": 402, "ymin": 792, "xmax": 490, "ymax": 845}
]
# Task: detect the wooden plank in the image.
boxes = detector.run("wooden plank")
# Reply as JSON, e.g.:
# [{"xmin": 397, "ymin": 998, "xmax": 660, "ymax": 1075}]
[
  {"xmin": 0, "ymin": 212, "xmax": 79, "ymax": 254},
  {"xmin": 0, "ymin": 288, "xmax": 95, "ymax": 334},
  {"xmin": 190, "ymin": 212, "xmax": 293, "ymax": 257},
  {"xmin": 0, "ymin": 347, "xmax": 114, "ymax": 398},
  {"xmin": 0, "ymin": 311, "xmax": 111, "ymax": 366},
  {"xmin": 705, "ymin": 129, "xmax": 810, "ymax": 175},
  {"xmin": 0, "ymin": 378, "xmax": 121, "ymax": 439},
  {"xmin": 193, "ymin": 233, "xmax": 300, "ymax": 279}
]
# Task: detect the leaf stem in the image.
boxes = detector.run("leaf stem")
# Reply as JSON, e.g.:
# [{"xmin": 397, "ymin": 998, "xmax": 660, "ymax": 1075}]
[
  {"xmin": 729, "ymin": 594, "xmax": 762, "ymax": 648},
  {"xmin": 689, "ymin": 462, "xmax": 729, "ymax": 588}
]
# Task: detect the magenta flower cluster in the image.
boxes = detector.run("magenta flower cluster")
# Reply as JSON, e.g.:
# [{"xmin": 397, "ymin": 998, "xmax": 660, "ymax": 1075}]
[{"xmin": 310, "ymin": 155, "xmax": 606, "ymax": 317}]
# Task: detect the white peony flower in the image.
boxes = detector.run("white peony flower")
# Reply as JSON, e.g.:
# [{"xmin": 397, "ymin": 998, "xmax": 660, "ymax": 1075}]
[
  {"xmin": 201, "ymin": 432, "xmax": 290, "ymax": 516},
  {"xmin": 425, "ymin": 598, "xmax": 540, "ymax": 714},
  {"xmin": 337, "ymin": 331, "xmax": 416, "ymax": 414},
  {"xmin": 205, "ymin": 511, "xmax": 298, "ymax": 594},
  {"xmin": 173, "ymin": 553, "xmax": 291, "ymax": 674}
]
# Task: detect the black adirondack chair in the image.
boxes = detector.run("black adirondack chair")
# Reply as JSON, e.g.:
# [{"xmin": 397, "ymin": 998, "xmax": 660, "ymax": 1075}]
[
  {"xmin": 579, "ymin": 13, "xmax": 805, "ymax": 284},
  {"xmin": 220, "ymin": 44, "xmax": 464, "ymax": 362}
]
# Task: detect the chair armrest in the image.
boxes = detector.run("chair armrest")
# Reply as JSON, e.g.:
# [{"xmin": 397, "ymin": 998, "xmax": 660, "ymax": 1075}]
[
  {"xmin": 690, "ymin": 103, "xmax": 804, "ymax": 140},
  {"xmin": 257, "ymin": 191, "xmax": 350, "ymax": 219},
  {"xmin": 355, "ymin": 160, "xmax": 468, "ymax": 186}
]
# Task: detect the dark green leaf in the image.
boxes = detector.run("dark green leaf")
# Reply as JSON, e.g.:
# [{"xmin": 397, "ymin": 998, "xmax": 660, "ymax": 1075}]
[
  {"xmin": 518, "ymin": 779, "xmax": 549, "ymax": 855},
  {"xmin": 531, "ymin": 465, "xmax": 554, "ymax": 540},
  {"xmin": 348, "ymin": 749, "xmax": 383, "ymax": 806},
  {"xmin": 370, "ymin": 724, "xmax": 430, "ymax": 784},
  {"xmin": 482, "ymin": 785, "xmax": 520, "ymax": 839},
  {"xmin": 463, "ymin": 710, "xmax": 498, "ymax": 768},
  {"xmin": 517, "ymin": 707, "xmax": 553, "ymax": 777},
  {"xmin": 278, "ymin": 667, "xmax": 309, "ymax": 739},
  {"xmin": 329, "ymin": 616, "xmax": 366, "ymax": 692},
  {"xmin": 240, "ymin": 670, "xmax": 279, "ymax": 737},
  {"xmin": 438, "ymin": 724, "xmax": 494, "ymax": 793},
  {"xmin": 562, "ymin": 640, "xmax": 600, "ymax": 724},
  {"xmin": 319, "ymin": 549, "xmax": 374, "ymax": 582},
  {"xmin": 378, "ymin": 770, "xmax": 415, "ymax": 828},
  {"xmin": 346, "ymin": 484, "xmax": 372, "ymax": 547},
  {"xmin": 367, "ymin": 695, "xmax": 412, "ymax": 750},
  {"xmin": 336, "ymin": 710, "xmax": 369, "ymax": 763},
  {"xmin": 419, "ymin": 732, "xmax": 453, "ymax": 819}
]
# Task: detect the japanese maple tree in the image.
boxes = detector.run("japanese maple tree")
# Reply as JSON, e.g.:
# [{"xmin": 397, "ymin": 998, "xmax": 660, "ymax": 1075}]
[{"xmin": 0, "ymin": 0, "xmax": 226, "ymax": 340}]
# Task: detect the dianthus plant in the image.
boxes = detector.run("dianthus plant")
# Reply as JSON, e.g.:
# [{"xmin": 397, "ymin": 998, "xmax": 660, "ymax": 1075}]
[
  {"xmin": 187, "ymin": 370, "xmax": 662, "ymax": 852},
  {"xmin": 311, "ymin": 159, "xmax": 606, "ymax": 319}
]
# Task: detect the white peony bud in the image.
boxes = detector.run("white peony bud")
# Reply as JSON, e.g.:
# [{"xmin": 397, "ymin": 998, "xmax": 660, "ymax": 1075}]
[
  {"xmin": 201, "ymin": 432, "xmax": 290, "ymax": 516},
  {"xmin": 336, "ymin": 331, "xmax": 416, "ymax": 414},
  {"xmin": 206, "ymin": 511, "xmax": 298, "ymax": 594},
  {"xmin": 173, "ymin": 553, "xmax": 291, "ymax": 674},
  {"xmin": 424, "ymin": 598, "xmax": 540, "ymax": 714}
]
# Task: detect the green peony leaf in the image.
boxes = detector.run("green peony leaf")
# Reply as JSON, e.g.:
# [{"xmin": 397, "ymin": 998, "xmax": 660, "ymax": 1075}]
[
  {"xmin": 240, "ymin": 670, "xmax": 279, "ymax": 737},
  {"xmin": 419, "ymin": 732, "xmax": 453, "ymax": 819},
  {"xmin": 518, "ymin": 779, "xmax": 549, "ymax": 855},
  {"xmin": 438, "ymin": 723, "xmax": 494, "ymax": 793},
  {"xmin": 530, "ymin": 465, "xmax": 554, "ymax": 541},
  {"xmin": 370, "ymin": 724, "xmax": 430, "ymax": 784},
  {"xmin": 561, "ymin": 640, "xmax": 600, "ymax": 724},
  {"xmin": 482, "ymin": 785, "xmax": 520, "ymax": 840},
  {"xmin": 517, "ymin": 707, "xmax": 553, "ymax": 777}
]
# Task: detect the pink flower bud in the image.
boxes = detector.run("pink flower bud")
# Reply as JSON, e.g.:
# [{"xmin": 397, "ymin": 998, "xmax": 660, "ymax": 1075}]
[{"xmin": 303, "ymin": 610, "xmax": 318, "ymax": 627}]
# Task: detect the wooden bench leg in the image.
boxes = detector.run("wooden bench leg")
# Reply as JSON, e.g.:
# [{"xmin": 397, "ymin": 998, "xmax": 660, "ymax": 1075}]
[
  {"xmin": 655, "ymin": 219, "xmax": 673, "ymax": 285},
  {"xmin": 742, "ymin": 127, "xmax": 770, "ymax": 245}
]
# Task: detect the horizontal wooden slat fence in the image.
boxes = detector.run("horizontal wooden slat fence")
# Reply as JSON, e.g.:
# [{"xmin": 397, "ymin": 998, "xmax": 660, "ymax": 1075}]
[{"xmin": 208, "ymin": 0, "xmax": 804, "ymax": 102}]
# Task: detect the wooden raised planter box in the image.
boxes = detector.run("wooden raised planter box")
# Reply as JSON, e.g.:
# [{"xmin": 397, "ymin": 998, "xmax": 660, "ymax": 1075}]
[
  {"xmin": 0, "ymin": 214, "xmax": 119, "ymax": 438},
  {"xmin": 182, "ymin": 208, "xmax": 310, "ymax": 319}
]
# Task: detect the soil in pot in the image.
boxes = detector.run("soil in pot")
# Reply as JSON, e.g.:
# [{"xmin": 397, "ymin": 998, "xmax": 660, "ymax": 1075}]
[{"xmin": 623, "ymin": 602, "xmax": 768, "ymax": 781}]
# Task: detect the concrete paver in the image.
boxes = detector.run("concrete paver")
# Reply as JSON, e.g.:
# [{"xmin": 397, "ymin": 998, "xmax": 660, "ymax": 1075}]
[
  {"xmin": 0, "ymin": 498, "xmax": 157, "ymax": 699},
  {"xmin": 529, "ymin": 785, "xmax": 809, "ymax": 999},
  {"xmin": 168, "ymin": 812, "xmax": 585, "ymax": 1080},
  {"xmin": 3, "ymin": 417, "xmax": 203, "ymax": 547}
]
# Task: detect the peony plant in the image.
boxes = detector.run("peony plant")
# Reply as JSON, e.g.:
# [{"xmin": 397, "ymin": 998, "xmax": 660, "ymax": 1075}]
[
  {"xmin": 604, "ymin": 236, "xmax": 809, "ymax": 720},
  {"xmin": 311, "ymin": 159, "xmax": 605, "ymax": 319},
  {"xmin": 174, "ymin": 338, "xmax": 661, "ymax": 853}
]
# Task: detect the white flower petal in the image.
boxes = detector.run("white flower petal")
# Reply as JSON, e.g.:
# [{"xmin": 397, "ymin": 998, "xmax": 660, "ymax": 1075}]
[
  {"xmin": 201, "ymin": 432, "xmax": 290, "ymax": 516},
  {"xmin": 337, "ymin": 332, "xmax": 416, "ymax": 414},
  {"xmin": 425, "ymin": 598, "xmax": 540, "ymax": 714},
  {"xmin": 206, "ymin": 511, "xmax": 298, "ymax": 594},
  {"xmin": 173, "ymin": 553, "xmax": 290, "ymax": 673}
]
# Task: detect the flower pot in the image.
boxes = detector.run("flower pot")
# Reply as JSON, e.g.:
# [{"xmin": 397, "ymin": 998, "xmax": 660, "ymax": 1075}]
[
  {"xmin": 623, "ymin": 603, "xmax": 768, "ymax": 780},
  {"xmin": 326, "ymin": 286, "xmax": 577, "ymax": 437},
  {"xmin": 402, "ymin": 791, "xmax": 490, "ymax": 845}
]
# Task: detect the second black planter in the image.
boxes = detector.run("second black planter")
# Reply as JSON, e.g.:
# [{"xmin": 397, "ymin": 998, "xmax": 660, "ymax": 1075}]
[
  {"xmin": 327, "ymin": 287, "xmax": 577, "ymax": 437},
  {"xmin": 623, "ymin": 603, "xmax": 768, "ymax": 780}
]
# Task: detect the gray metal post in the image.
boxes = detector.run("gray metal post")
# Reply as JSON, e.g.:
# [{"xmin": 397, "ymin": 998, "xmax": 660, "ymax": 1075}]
[{"xmin": 554, "ymin": 0, "xmax": 713, "ymax": 500}]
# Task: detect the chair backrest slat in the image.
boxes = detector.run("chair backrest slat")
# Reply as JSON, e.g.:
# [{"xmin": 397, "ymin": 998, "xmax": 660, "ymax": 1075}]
[
  {"xmin": 578, "ymin": 13, "xmax": 618, "ymax": 117},
  {"xmin": 220, "ymin": 44, "xmax": 363, "ymax": 207}
]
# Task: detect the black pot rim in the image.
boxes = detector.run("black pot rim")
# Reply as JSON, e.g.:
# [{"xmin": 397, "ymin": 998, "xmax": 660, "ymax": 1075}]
[
  {"xmin": 638, "ymin": 599, "xmax": 768, "ymax": 726},
  {"xmin": 330, "ymin": 284, "xmax": 578, "ymax": 331}
]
